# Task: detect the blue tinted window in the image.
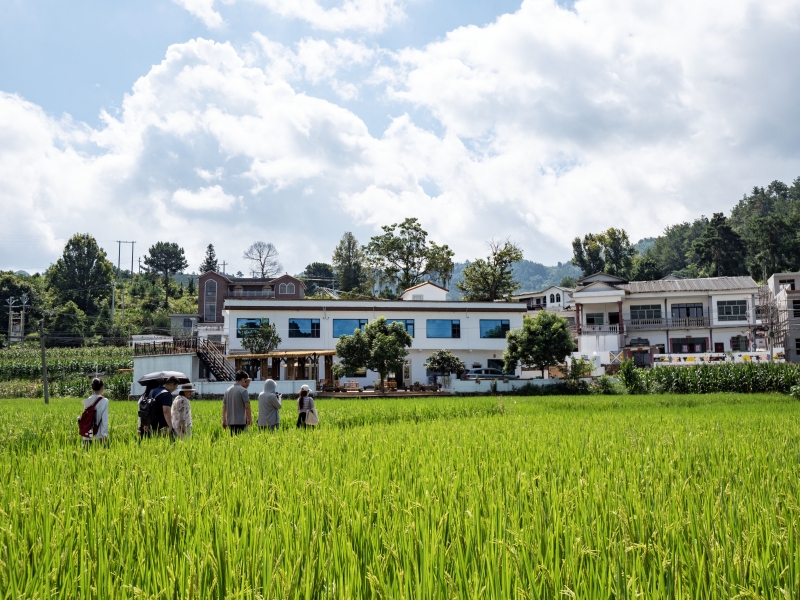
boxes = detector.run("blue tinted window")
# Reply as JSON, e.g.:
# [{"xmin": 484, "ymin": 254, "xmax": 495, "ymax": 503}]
[
  {"xmin": 480, "ymin": 320, "xmax": 509, "ymax": 339},
  {"xmin": 237, "ymin": 318, "xmax": 268, "ymax": 338},
  {"xmin": 427, "ymin": 319, "xmax": 460, "ymax": 338},
  {"xmin": 333, "ymin": 319, "xmax": 368, "ymax": 337},
  {"xmin": 387, "ymin": 319, "xmax": 415, "ymax": 338},
  {"xmin": 289, "ymin": 319, "xmax": 320, "ymax": 338}
]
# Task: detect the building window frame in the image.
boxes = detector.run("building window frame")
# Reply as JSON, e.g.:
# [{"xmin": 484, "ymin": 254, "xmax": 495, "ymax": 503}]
[
  {"xmin": 479, "ymin": 319, "xmax": 510, "ymax": 339},
  {"xmin": 671, "ymin": 303, "xmax": 704, "ymax": 318},
  {"xmin": 288, "ymin": 318, "xmax": 321, "ymax": 338},
  {"xmin": 585, "ymin": 313, "xmax": 604, "ymax": 325},
  {"xmin": 426, "ymin": 319, "xmax": 461, "ymax": 338},
  {"xmin": 386, "ymin": 319, "xmax": 415, "ymax": 338},
  {"xmin": 237, "ymin": 318, "xmax": 268, "ymax": 338},
  {"xmin": 204, "ymin": 280, "xmax": 217, "ymax": 322},
  {"xmin": 629, "ymin": 304, "xmax": 662, "ymax": 320},
  {"xmin": 333, "ymin": 319, "xmax": 368, "ymax": 338},
  {"xmin": 717, "ymin": 300, "xmax": 747, "ymax": 322}
]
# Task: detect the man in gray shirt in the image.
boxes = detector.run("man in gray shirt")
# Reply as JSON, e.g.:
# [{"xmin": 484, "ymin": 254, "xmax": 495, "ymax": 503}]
[{"xmin": 222, "ymin": 370, "xmax": 252, "ymax": 434}]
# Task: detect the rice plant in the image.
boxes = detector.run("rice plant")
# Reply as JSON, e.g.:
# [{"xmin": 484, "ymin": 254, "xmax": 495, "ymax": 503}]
[{"xmin": 0, "ymin": 394, "xmax": 798, "ymax": 599}]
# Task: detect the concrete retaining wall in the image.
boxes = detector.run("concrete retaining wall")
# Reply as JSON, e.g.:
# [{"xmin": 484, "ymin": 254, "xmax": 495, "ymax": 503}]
[{"xmin": 450, "ymin": 379, "xmax": 558, "ymax": 394}]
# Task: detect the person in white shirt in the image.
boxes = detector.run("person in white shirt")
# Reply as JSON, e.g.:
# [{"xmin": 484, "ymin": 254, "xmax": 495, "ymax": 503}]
[
  {"xmin": 171, "ymin": 383, "xmax": 194, "ymax": 438},
  {"xmin": 82, "ymin": 378, "xmax": 109, "ymax": 445}
]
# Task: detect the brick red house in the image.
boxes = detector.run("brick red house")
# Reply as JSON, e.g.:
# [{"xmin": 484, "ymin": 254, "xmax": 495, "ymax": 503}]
[{"xmin": 198, "ymin": 271, "xmax": 306, "ymax": 324}]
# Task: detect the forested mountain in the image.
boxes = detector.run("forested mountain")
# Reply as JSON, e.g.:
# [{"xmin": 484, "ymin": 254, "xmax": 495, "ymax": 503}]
[
  {"xmin": 571, "ymin": 177, "xmax": 800, "ymax": 283},
  {"xmin": 448, "ymin": 259, "xmax": 582, "ymax": 299}
]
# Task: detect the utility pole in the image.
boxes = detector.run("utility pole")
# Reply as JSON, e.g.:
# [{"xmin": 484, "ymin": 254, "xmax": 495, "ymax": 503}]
[
  {"xmin": 19, "ymin": 295, "xmax": 28, "ymax": 348},
  {"xmin": 39, "ymin": 321, "xmax": 49, "ymax": 404},
  {"xmin": 114, "ymin": 241, "xmax": 136, "ymax": 322},
  {"xmin": 138, "ymin": 257, "xmax": 142, "ymax": 274},
  {"xmin": 221, "ymin": 261, "xmax": 227, "ymax": 275},
  {"xmin": 6, "ymin": 297, "xmax": 16, "ymax": 347}
]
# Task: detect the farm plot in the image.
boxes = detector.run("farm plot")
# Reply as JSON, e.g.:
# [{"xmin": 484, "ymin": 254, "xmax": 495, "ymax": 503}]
[{"xmin": 1, "ymin": 394, "xmax": 799, "ymax": 599}]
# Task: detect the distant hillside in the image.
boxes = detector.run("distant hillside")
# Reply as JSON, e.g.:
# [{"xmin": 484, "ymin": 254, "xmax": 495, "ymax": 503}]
[
  {"xmin": 634, "ymin": 237, "xmax": 655, "ymax": 255},
  {"xmin": 448, "ymin": 259, "xmax": 581, "ymax": 299}
]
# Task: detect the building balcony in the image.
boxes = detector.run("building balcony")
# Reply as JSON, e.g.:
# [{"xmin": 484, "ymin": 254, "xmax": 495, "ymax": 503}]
[
  {"xmin": 581, "ymin": 324, "xmax": 621, "ymax": 334},
  {"xmin": 625, "ymin": 317, "xmax": 711, "ymax": 330},
  {"xmin": 226, "ymin": 290, "xmax": 276, "ymax": 298}
]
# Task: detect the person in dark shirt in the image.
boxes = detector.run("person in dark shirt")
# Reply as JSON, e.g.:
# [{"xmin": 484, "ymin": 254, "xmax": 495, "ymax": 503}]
[{"xmin": 150, "ymin": 376, "xmax": 180, "ymax": 435}]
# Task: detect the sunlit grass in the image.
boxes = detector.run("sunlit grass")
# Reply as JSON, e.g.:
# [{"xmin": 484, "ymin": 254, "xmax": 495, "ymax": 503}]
[{"xmin": 1, "ymin": 394, "xmax": 798, "ymax": 598}]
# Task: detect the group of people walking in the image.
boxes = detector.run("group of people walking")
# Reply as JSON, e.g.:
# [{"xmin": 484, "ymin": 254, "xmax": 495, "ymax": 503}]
[
  {"xmin": 79, "ymin": 370, "xmax": 318, "ymax": 443},
  {"xmin": 222, "ymin": 370, "xmax": 317, "ymax": 434}
]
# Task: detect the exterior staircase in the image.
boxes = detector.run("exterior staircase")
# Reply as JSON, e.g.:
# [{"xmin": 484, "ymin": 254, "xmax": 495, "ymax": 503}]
[{"xmin": 197, "ymin": 339, "xmax": 236, "ymax": 381}]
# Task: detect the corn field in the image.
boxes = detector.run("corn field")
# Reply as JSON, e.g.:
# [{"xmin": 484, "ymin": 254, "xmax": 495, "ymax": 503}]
[
  {"xmin": 626, "ymin": 362, "xmax": 800, "ymax": 394},
  {"xmin": 1, "ymin": 393, "xmax": 799, "ymax": 599},
  {"xmin": 0, "ymin": 347, "xmax": 133, "ymax": 382}
]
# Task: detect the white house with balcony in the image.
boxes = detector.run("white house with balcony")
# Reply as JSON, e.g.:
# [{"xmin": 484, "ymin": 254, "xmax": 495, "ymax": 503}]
[
  {"xmin": 572, "ymin": 273, "xmax": 763, "ymax": 366},
  {"xmin": 222, "ymin": 288, "xmax": 526, "ymax": 387}
]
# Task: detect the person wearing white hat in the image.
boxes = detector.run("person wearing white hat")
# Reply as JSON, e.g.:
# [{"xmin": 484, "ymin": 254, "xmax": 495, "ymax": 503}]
[
  {"xmin": 171, "ymin": 383, "xmax": 194, "ymax": 438},
  {"xmin": 296, "ymin": 385, "xmax": 317, "ymax": 428}
]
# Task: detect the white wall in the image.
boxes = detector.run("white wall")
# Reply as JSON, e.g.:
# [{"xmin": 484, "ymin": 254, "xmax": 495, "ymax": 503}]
[
  {"xmin": 451, "ymin": 379, "xmax": 558, "ymax": 393},
  {"xmin": 132, "ymin": 354, "xmax": 198, "ymax": 395},
  {"xmin": 224, "ymin": 301, "xmax": 523, "ymax": 354}
]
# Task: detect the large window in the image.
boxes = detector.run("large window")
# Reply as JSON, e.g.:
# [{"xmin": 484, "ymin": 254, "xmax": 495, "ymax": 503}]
[
  {"xmin": 387, "ymin": 319, "xmax": 415, "ymax": 338},
  {"xmin": 779, "ymin": 279, "xmax": 796, "ymax": 290},
  {"xmin": 730, "ymin": 335, "xmax": 749, "ymax": 351},
  {"xmin": 671, "ymin": 303, "xmax": 703, "ymax": 318},
  {"xmin": 717, "ymin": 300, "xmax": 747, "ymax": 321},
  {"xmin": 333, "ymin": 319, "xmax": 368, "ymax": 338},
  {"xmin": 427, "ymin": 319, "xmax": 461, "ymax": 338},
  {"xmin": 487, "ymin": 359, "xmax": 505, "ymax": 371},
  {"xmin": 289, "ymin": 319, "xmax": 320, "ymax": 338},
  {"xmin": 671, "ymin": 338, "xmax": 707, "ymax": 353},
  {"xmin": 480, "ymin": 319, "xmax": 510, "ymax": 338},
  {"xmin": 630, "ymin": 305, "xmax": 662, "ymax": 320},
  {"xmin": 204, "ymin": 280, "xmax": 217, "ymax": 322},
  {"xmin": 793, "ymin": 300, "xmax": 800, "ymax": 318},
  {"xmin": 237, "ymin": 318, "xmax": 268, "ymax": 338},
  {"xmin": 585, "ymin": 313, "xmax": 604, "ymax": 325}
]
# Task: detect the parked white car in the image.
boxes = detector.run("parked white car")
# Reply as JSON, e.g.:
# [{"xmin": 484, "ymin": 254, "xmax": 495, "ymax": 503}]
[{"xmin": 461, "ymin": 368, "xmax": 518, "ymax": 380}]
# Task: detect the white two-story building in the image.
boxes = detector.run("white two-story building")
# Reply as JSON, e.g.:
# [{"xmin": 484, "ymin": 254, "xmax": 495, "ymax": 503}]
[
  {"xmin": 219, "ymin": 281, "xmax": 526, "ymax": 387},
  {"xmin": 572, "ymin": 273, "xmax": 763, "ymax": 366}
]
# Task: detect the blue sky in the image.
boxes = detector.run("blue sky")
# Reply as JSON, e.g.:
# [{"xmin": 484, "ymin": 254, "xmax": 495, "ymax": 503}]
[{"xmin": 1, "ymin": 0, "xmax": 799, "ymax": 275}]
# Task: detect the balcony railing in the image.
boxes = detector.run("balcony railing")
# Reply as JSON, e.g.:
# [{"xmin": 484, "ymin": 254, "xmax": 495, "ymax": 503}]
[
  {"xmin": 625, "ymin": 317, "xmax": 710, "ymax": 330},
  {"xmin": 582, "ymin": 324, "xmax": 621, "ymax": 334},
  {"xmin": 227, "ymin": 290, "xmax": 275, "ymax": 298}
]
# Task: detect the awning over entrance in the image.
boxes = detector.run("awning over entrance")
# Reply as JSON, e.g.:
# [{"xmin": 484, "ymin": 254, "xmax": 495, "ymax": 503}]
[{"xmin": 227, "ymin": 350, "xmax": 336, "ymax": 382}]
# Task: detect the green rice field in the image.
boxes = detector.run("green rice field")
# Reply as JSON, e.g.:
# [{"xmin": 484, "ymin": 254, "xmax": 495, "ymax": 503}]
[{"xmin": 1, "ymin": 394, "xmax": 799, "ymax": 599}]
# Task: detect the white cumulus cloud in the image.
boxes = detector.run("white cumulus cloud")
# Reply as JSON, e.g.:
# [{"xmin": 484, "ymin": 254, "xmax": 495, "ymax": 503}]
[
  {"xmin": 246, "ymin": 0, "xmax": 406, "ymax": 33},
  {"xmin": 172, "ymin": 0, "xmax": 224, "ymax": 28},
  {"xmin": 172, "ymin": 185, "xmax": 238, "ymax": 210}
]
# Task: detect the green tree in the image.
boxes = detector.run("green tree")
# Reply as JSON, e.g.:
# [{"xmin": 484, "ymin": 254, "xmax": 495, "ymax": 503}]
[
  {"xmin": 303, "ymin": 262, "xmax": 335, "ymax": 296},
  {"xmin": 199, "ymin": 244, "xmax": 218, "ymax": 273},
  {"xmin": 649, "ymin": 218, "xmax": 708, "ymax": 276},
  {"xmin": 365, "ymin": 218, "xmax": 454, "ymax": 293},
  {"xmin": 572, "ymin": 228, "xmax": 636, "ymax": 278},
  {"xmin": 571, "ymin": 233, "xmax": 605, "ymax": 276},
  {"xmin": 503, "ymin": 311, "xmax": 575, "ymax": 378},
  {"xmin": 559, "ymin": 276, "xmax": 577, "ymax": 288},
  {"xmin": 332, "ymin": 232, "xmax": 365, "ymax": 292},
  {"xmin": 743, "ymin": 214, "xmax": 799, "ymax": 279},
  {"xmin": 693, "ymin": 213, "xmax": 746, "ymax": 277},
  {"xmin": 144, "ymin": 242, "xmax": 188, "ymax": 309},
  {"xmin": 187, "ymin": 275, "xmax": 196, "ymax": 296},
  {"xmin": 456, "ymin": 240, "xmax": 524, "ymax": 301},
  {"xmin": 426, "ymin": 349, "xmax": 466, "ymax": 385},
  {"xmin": 46, "ymin": 234, "xmax": 114, "ymax": 316},
  {"xmin": 630, "ymin": 251, "xmax": 664, "ymax": 281},
  {"xmin": 49, "ymin": 301, "xmax": 87, "ymax": 346},
  {"xmin": 241, "ymin": 321, "xmax": 282, "ymax": 355},
  {"xmin": 335, "ymin": 317, "xmax": 413, "ymax": 392}
]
